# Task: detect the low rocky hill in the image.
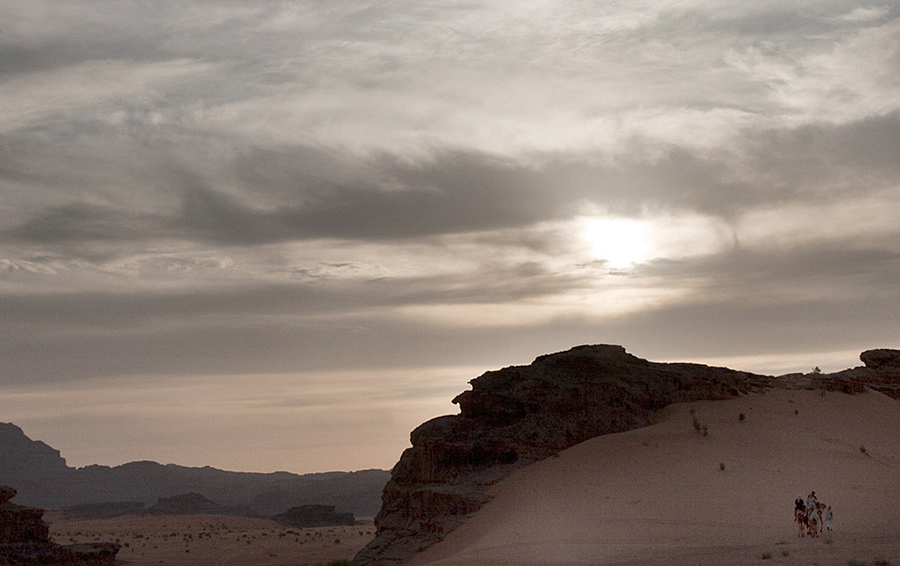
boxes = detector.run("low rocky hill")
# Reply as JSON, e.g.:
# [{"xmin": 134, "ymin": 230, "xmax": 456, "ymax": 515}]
[
  {"xmin": 354, "ymin": 344, "xmax": 900, "ymax": 565},
  {"xmin": 274, "ymin": 504, "xmax": 356, "ymax": 528}
]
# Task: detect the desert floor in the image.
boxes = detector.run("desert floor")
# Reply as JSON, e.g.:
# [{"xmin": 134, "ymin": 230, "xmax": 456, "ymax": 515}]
[
  {"xmin": 409, "ymin": 388, "xmax": 900, "ymax": 566},
  {"xmin": 48, "ymin": 513, "xmax": 375, "ymax": 566}
]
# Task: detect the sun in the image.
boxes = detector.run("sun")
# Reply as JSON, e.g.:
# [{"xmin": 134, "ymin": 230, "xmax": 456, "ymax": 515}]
[{"xmin": 582, "ymin": 217, "xmax": 653, "ymax": 268}]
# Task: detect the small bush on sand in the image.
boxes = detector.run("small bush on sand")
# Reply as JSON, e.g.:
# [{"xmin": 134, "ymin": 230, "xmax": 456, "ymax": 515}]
[
  {"xmin": 738, "ymin": 412, "xmax": 746, "ymax": 422},
  {"xmin": 761, "ymin": 551, "xmax": 772, "ymax": 560}
]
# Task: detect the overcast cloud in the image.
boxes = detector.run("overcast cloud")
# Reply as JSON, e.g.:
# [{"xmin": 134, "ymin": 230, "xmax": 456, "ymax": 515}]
[{"xmin": 1, "ymin": 0, "xmax": 899, "ymax": 473}]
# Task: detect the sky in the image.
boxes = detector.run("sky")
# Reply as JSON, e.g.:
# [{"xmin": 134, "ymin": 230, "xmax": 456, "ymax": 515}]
[{"xmin": 1, "ymin": 0, "xmax": 899, "ymax": 474}]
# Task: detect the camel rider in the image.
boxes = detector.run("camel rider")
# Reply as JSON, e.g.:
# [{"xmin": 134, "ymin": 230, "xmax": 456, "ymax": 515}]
[
  {"xmin": 807, "ymin": 491, "xmax": 818, "ymax": 510},
  {"xmin": 795, "ymin": 496, "xmax": 805, "ymax": 513}
]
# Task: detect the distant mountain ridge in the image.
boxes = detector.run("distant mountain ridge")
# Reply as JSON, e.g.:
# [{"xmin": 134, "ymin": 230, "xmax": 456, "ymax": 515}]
[{"xmin": 0, "ymin": 423, "xmax": 388, "ymax": 517}]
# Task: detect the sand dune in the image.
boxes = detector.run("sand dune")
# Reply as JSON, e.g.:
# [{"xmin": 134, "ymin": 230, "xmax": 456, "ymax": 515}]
[{"xmin": 409, "ymin": 389, "xmax": 900, "ymax": 566}]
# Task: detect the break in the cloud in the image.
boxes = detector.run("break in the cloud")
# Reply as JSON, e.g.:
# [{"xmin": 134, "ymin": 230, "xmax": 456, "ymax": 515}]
[{"xmin": 1, "ymin": 0, "xmax": 899, "ymax": 473}]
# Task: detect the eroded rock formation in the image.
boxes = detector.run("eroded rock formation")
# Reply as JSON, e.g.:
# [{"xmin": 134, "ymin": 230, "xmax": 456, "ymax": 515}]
[
  {"xmin": 0, "ymin": 485, "xmax": 120, "ymax": 565},
  {"xmin": 354, "ymin": 345, "xmax": 900, "ymax": 565}
]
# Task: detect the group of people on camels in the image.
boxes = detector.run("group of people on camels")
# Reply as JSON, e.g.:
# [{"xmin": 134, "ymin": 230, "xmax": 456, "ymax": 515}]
[{"xmin": 794, "ymin": 491, "xmax": 833, "ymax": 537}]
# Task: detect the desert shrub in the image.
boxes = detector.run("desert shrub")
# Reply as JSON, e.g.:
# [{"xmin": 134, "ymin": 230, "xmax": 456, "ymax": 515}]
[
  {"xmin": 860, "ymin": 445, "xmax": 867, "ymax": 454},
  {"xmin": 782, "ymin": 551, "xmax": 790, "ymax": 557},
  {"xmin": 719, "ymin": 462, "xmax": 726, "ymax": 471},
  {"xmin": 873, "ymin": 560, "xmax": 891, "ymax": 566},
  {"xmin": 761, "ymin": 552, "xmax": 772, "ymax": 560},
  {"xmin": 738, "ymin": 412, "xmax": 746, "ymax": 422}
]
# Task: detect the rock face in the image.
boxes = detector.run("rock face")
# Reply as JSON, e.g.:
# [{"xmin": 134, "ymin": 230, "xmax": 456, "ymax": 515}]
[
  {"xmin": 0, "ymin": 485, "xmax": 120, "ymax": 565},
  {"xmin": 354, "ymin": 344, "xmax": 900, "ymax": 566},
  {"xmin": 860, "ymin": 348, "xmax": 900, "ymax": 370},
  {"xmin": 0, "ymin": 486, "xmax": 49, "ymax": 544},
  {"xmin": 274, "ymin": 504, "xmax": 356, "ymax": 528}
]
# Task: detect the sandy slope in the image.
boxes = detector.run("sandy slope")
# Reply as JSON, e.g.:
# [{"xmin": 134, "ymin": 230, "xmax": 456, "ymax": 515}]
[{"xmin": 409, "ymin": 389, "xmax": 900, "ymax": 566}]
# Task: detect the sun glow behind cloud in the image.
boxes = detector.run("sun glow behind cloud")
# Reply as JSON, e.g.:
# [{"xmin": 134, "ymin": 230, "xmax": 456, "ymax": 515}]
[{"xmin": 582, "ymin": 217, "xmax": 654, "ymax": 268}]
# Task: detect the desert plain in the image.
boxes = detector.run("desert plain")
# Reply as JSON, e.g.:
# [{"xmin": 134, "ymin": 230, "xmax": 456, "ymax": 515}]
[{"xmin": 47, "ymin": 513, "xmax": 374, "ymax": 566}]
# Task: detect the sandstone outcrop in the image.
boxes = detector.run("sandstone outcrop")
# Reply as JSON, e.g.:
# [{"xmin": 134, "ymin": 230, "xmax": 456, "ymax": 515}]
[
  {"xmin": 839, "ymin": 349, "xmax": 900, "ymax": 399},
  {"xmin": 354, "ymin": 344, "xmax": 900, "ymax": 566},
  {"xmin": 0, "ymin": 485, "xmax": 120, "ymax": 565}
]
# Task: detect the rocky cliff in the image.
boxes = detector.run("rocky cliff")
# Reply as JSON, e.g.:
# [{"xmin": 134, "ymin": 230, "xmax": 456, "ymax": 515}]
[
  {"xmin": 354, "ymin": 344, "xmax": 900, "ymax": 565},
  {"xmin": 0, "ymin": 485, "xmax": 120, "ymax": 565}
]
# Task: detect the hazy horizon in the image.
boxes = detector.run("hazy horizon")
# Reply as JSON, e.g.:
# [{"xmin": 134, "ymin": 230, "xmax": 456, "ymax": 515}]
[{"xmin": 2, "ymin": 0, "xmax": 899, "ymax": 474}]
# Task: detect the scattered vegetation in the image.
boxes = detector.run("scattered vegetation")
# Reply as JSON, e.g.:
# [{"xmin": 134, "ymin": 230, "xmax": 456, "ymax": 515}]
[
  {"xmin": 738, "ymin": 412, "xmax": 746, "ymax": 422},
  {"xmin": 813, "ymin": 366, "xmax": 822, "ymax": 374},
  {"xmin": 860, "ymin": 445, "xmax": 868, "ymax": 455},
  {"xmin": 761, "ymin": 551, "xmax": 772, "ymax": 560},
  {"xmin": 719, "ymin": 462, "xmax": 726, "ymax": 471},
  {"xmin": 782, "ymin": 550, "xmax": 790, "ymax": 557},
  {"xmin": 691, "ymin": 415, "xmax": 709, "ymax": 437}
]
